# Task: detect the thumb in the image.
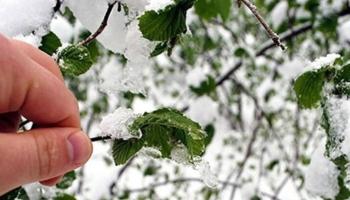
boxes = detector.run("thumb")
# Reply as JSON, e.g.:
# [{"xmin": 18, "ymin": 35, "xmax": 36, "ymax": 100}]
[{"xmin": 0, "ymin": 128, "xmax": 92, "ymax": 194}]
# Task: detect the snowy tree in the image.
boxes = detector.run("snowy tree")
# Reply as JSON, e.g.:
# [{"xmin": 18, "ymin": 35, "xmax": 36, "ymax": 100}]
[{"xmin": 1, "ymin": 0, "xmax": 350, "ymax": 199}]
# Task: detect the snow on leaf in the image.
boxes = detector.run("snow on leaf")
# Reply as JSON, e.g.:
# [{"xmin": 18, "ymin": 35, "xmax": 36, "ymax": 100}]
[
  {"xmin": 99, "ymin": 107, "xmax": 140, "ymax": 140},
  {"xmin": 194, "ymin": 160, "xmax": 219, "ymax": 188},
  {"xmin": 303, "ymin": 53, "xmax": 341, "ymax": 72},
  {"xmin": 305, "ymin": 144, "xmax": 340, "ymax": 199},
  {"xmin": 0, "ymin": 0, "xmax": 55, "ymax": 37},
  {"xmin": 323, "ymin": 96, "xmax": 350, "ymax": 159},
  {"xmin": 124, "ymin": 21, "xmax": 154, "ymax": 64}
]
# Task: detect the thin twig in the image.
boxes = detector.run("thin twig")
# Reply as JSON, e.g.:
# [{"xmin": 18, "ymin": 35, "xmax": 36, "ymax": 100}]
[
  {"xmin": 53, "ymin": 0, "xmax": 63, "ymax": 13},
  {"xmin": 79, "ymin": 2, "xmax": 117, "ymax": 46},
  {"xmin": 240, "ymin": 0, "xmax": 286, "ymax": 50},
  {"xmin": 229, "ymin": 117, "xmax": 263, "ymax": 200},
  {"xmin": 90, "ymin": 135, "xmax": 112, "ymax": 142}
]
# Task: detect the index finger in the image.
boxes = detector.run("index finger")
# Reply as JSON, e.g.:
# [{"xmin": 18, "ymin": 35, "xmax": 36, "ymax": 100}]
[{"xmin": 0, "ymin": 34, "xmax": 80, "ymax": 128}]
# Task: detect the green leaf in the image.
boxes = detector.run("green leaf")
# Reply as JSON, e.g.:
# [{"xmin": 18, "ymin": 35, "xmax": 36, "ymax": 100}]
[
  {"xmin": 56, "ymin": 171, "xmax": 76, "ymax": 189},
  {"xmin": 39, "ymin": 32, "xmax": 62, "ymax": 56},
  {"xmin": 335, "ymin": 63, "xmax": 350, "ymax": 83},
  {"xmin": 195, "ymin": 0, "xmax": 231, "ymax": 21},
  {"xmin": 172, "ymin": 129, "xmax": 206, "ymax": 156},
  {"xmin": 139, "ymin": 5, "xmax": 187, "ymax": 41},
  {"xmin": 294, "ymin": 70, "xmax": 325, "ymax": 109},
  {"xmin": 54, "ymin": 193, "xmax": 76, "ymax": 200},
  {"xmin": 0, "ymin": 187, "xmax": 29, "ymax": 200},
  {"xmin": 151, "ymin": 42, "xmax": 168, "ymax": 57},
  {"xmin": 190, "ymin": 75, "xmax": 217, "ymax": 96},
  {"xmin": 335, "ymin": 63, "xmax": 350, "ymax": 96},
  {"xmin": 130, "ymin": 108, "xmax": 207, "ymax": 157},
  {"xmin": 143, "ymin": 125, "xmax": 172, "ymax": 157},
  {"xmin": 58, "ymin": 45, "xmax": 93, "ymax": 76},
  {"xmin": 204, "ymin": 124, "xmax": 215, "ymax": 146},
  {"xmin": 112, "ymin": 139, "xmax": 144, "ymax": 165}
]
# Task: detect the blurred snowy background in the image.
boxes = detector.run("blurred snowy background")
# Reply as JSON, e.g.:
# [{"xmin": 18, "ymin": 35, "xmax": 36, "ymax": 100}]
[{"xmin": 1, "ymin": 0, "xmax": 350, "ymax": 199}]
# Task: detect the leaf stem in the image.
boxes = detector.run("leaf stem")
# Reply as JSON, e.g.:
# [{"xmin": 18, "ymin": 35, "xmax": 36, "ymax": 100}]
[
  {"xmin": 239, "ymin": 0, "xmax": 286, "ymax": 50},
  {"xmin": 79, "ymin": 2, "xmax": 117, "ymax": 46}
]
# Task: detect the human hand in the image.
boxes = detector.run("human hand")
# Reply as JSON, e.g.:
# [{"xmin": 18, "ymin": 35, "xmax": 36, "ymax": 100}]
[{"xmin": 0, "ymin": 34, "xmax": 92, "ymax": 195}]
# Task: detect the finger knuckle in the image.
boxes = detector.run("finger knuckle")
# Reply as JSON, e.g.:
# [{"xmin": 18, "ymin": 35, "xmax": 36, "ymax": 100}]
[{"xmin": 32, "ymin": 131, "xmax": 60, "ymax": 178}]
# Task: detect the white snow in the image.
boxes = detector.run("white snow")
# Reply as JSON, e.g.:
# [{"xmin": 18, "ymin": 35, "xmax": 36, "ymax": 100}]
[
  {"xmin": 194, "ymin": 160, "xmax": 219, "ymax": 188},
  {"xmin": 0, "ymin": 0, "xmax": 55, "ymax": 37},
  {"xmin": 187, "ymin": 96, "xmax": 218, "ymax": 126},
  {"xmin": 186, "ymin": 67, "xmax": 209, "ymax": 88},
  {"xmin": 124, "ymin": 21, "xmax": 154, "ymax": 64},
  {"xmin": 305, "ymin": 143, "xmax": 340, "ymax": 199},
  {"xmin": 99, "ymin": 107, "xmax": 140, "ymax": 140},
  {"xmin": 325, "ymin": 96, "xmax": 350, "ymax": 158},
  {"xmin": 100, "ymin": 58, "xmax": 146, "ymax": 95},
  {"xmin": 122, "ymin": 0, "xmax": 149, "ymax": 12},
  {"xmin": 145, "ymin": 0, "xmax": 174, "ymax": 11},
  {"xmin": 303, "ymin": 53, "xmax": 341, "ymax": 72},
  {"xmin": 270, "ymin": 1, "xmax": 288, "ymax": 28},
  {"xmin": 13, "ymin": 33, "xmax": 42, "ymax": 47},
  {"xmin": 50, "ymin": 15, "xmax": 74, "ymax": 43},
  {"xmin": 23, "ymin": 183, "xmax": 55, "ymax": 200},
  {"xmin": 64, "ymin": 0, "xmax": 127, "ymax": 53},
  {"xmin": 170, "ymin": 144, "xmax": 191, "ymax": 165},
  {"xmin": 170, "ymin": 144, "xmax": 218, "ymax": 188}
]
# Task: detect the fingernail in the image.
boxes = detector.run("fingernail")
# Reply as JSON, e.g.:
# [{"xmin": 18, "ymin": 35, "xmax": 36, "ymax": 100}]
[{"xmin": 67, "ymin": 131, "xmax": 92, "ymax": 164}]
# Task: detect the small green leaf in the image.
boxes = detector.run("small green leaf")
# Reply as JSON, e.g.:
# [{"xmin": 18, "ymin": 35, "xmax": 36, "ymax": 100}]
[
  {"xmin": 139, "ymin": 5, "xmax": 187, "ymax": 41},
  {"xmin": 294, "ymin": 70, "xmax": 325, "ymax": 109},
  {"xmin": 112, "ymin": 139, "xmax": 144, "ymax": 165},
  {"xmin": 151, "ymin": 42, "xmax": 168, "ymax": 57},
  {"xmin": 190, "ymin": 75, "xmax": 217, "ymax": 96},
  {"xmin": 39, "ymin": 32, "xmax": 62, "ymax": 56},
  {"xmin": 204, "ymin": 124, "xmax": 215, "ymax": 146},
  {"xmin": 58, "ymin": 45, "xmax": 93, "ymax": 76},
  {"xmin": 195, "ymin": 0, "xmax": 231, "ymax": 21},
  {"xmin": 56, "ymin": 171, "xmax": 76, "ymax": 189}
]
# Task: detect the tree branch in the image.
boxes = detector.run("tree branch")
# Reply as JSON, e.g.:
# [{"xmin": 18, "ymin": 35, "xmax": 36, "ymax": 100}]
[
  {"xmin": 216, "ymin": 6, "xmax": 350, "ymax": 87},
  {"xmin": 79, "ymin": 2, "xmax": 117, "ymax": 46},
  {"xmin": 240, "ymin": 0, "xmax": 286, "ymax": 50}
]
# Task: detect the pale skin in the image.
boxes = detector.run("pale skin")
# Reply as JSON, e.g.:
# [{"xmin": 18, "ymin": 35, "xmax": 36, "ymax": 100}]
[{"xmin": 0, "ymin": 34, "xmax": 93, "ymax": 195}]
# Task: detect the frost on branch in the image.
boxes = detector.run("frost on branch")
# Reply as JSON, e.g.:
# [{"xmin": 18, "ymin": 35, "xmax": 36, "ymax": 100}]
[
  {"xmin": 0, "ymin": 0, "xmax": 55, "ymax": 37},
  {"xmin": 305, "ymin": 144, "xmax": 340, "ymax": 199},
  {"xmin": 99, "ymin": 107, "xmax": 141, "ymax": 140}
]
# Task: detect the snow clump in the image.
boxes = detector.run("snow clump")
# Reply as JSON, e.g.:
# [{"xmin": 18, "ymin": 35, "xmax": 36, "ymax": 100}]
[
  {"xmin": 305, "ymin": 144, "xmax": 340, "ymax": 199},
  {"xmin": 99, "ymin": 107, "xmax": 140, "ymax": 140}
]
